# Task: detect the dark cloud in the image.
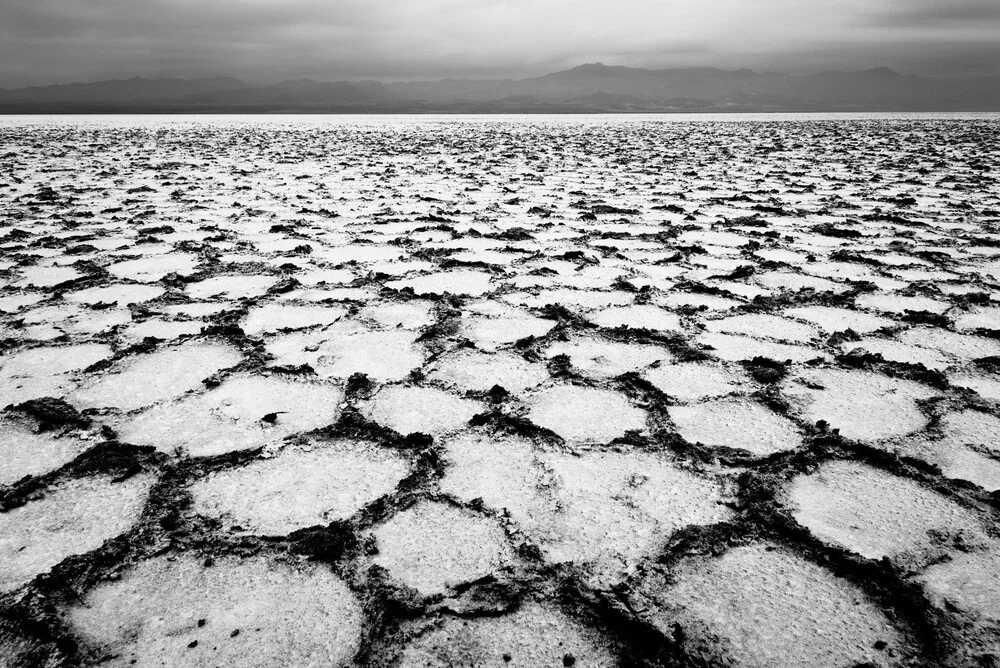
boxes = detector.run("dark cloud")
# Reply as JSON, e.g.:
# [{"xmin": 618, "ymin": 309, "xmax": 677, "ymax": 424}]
[
  {"xmin": 863, "ymin": 0, "xmax": 1000, "ymax": 27},
  {"xmin": 0, "ymin": 0, "xmax": 996, "ymax": 87}
]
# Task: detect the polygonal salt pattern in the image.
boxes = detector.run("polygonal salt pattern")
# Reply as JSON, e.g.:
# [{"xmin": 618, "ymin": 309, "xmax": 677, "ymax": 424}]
[
  {"xmin": 0, "ymin": 412, "xmax": 90, "ymax": 485},
  {"xmin": 669, "ymin": 398, "xmax": 803, "ymax": 456},
  {"xmin": 785, "ymin": 460, "xmax": 988, "ymax": 562},
  {"xmin": 0, "ymin": 473, "xmax": 154, "ymax": 591},
  {"xmin": 372, "ymin": 501, "xmax": 515, "ymax": 596},
  {"xmin": 782, "ymin": 369, "xmax": 939, "ymax": 441},
  {"xmin": 64, "ymin": 554, "xmax": 364, "ymax": 668},
  {"xmin": 117, "ymin": 374, "xmax": 344, "ymax": 457},
  {"xmin": 190, "ymin": 440, "xmax": 409, "ymax": 534},
  {"xmin": 526, "ymin": 385, "xmax": 647, "ymax": 443},
  {"xmin": 636, "ymin": 544, "xmax": 911, "ymax": 668},
  {"xmin": 2, "ymin": 115, "xmax": 999, "ymax": 667},
  {"xmin": 396, "ymin": 601, "xmax": 619, "ymax": 668},
  {"xmin": 359, "ymin": 385, "xmax": 483, "ymax": 437},
  {"xmin": 426, "ymin": 349, "xmax": 550, "ymax": 394},
  {"xmin": 72, "ymin": 342, "xmax": 243, "ymax": 411}
]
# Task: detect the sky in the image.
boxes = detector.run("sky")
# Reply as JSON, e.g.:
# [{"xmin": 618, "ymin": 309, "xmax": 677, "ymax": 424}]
[{"xmin": 1, "ymin": 0, "xmax": 998, "ymax": 87}]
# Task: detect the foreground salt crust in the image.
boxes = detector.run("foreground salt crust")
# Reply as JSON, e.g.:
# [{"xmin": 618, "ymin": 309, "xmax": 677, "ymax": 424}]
[
  {"xmin": 916, "ymin": 544, "xmax": 1000, "ymax": 633},
  {"xmin": 397, "ymin": 601, "xmax": 618, "ymax": 667},
  {"xmin": 387, "ymin": 270, "xmax": 494, "ymax": 296},
  {"xmin": 705, "ymin": 313, "xmax": 819, "ymax": 343},
  {"xmin": 545, "ymin": 336, "xmax": 673, "ymax": 378},
  {"xmin": 586, "ymin": 304, "xmax": 682, "ymax": 332},
  {"xmin": 0, "ymin": 473, "xmax": 154, "ymax": 591},
  {"xmin": 461, "ymin": 312, "xmax": 554, "ymax": 350},
  {"xmin": 784, "ymin": 305, "xmax": 897, "ymax": 334},
  {"xmin": 266, "ymin": 328, "xmax": 425, "ymax": 381},
  {"xmin": 426, "ymin": 349, "xmax": 549, "ymax": 394},
  {"xmin": 64, "ymin": 554, "xmax": 364, "ymax": 668},
  {"xmin": 240, "ymin": 303, "xmax": 347, "ymax": 336},
  {"xmin": 0, "ymin": 344, "xmax": 112, "ymax": 405},
  {"xmin": 73, "ymin": 342, "xmax": 243, "ymax": 412},
  {"xmin": 643, "ymin": 361, "xmax": 752, "ymax": 402},
  {"xmin": 65, "ymin": 284, "xmax": 165, "ymax": 306},
  {"xmin": 360, "ymin": 385, "xmax": 483, "ymax": 436},
  {"xmin": 117, "ymin": 374, "xmax": 344, "ymax": 457},
  {"xmin": 107, "ymin": 253, "xmax": 198, "ymax": 281},
  {"xmin": 441, "ymin": 435, "xmax": 733, "ymax": 585},
  {"xmin": 697, "ymin": 332, "xmax": 825, "ymax": 363},
  {"xmin": 526, "ymin": 385, "xmax": 647, "ymax": 443},
  {"xmin": 372, "ymin": 501, "xmax": 514, "ymax": 595},
  {"xmin": 0, "ymin": 413, "xmax": 89, "ymax": 484},
  {"xmin": 191, "ymin": 441, "xmax": 409, "ymax": 534},
  {"xmin": 782, "ymin": 369, "xmax": 938, "ymax": 441},
  {"xmin": 786, "ymin": 460, "xmax": 987, "ymax": 562},
  {"xmin": 185, "ymin": 274, "xmax": 277, "ymax": 300},
  {"xmin": 669, "ymin": 398, "xmax": 802, "ymax": 455},
  {"xmin": 638, "ymin": 544, "xmax": 909, "ymax": 668},
  {"xmin": 889, "ymin": 410, "xmax": 1000, "ymax": 491}
]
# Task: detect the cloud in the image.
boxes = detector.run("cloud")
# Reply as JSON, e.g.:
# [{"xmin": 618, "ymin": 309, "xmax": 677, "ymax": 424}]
[
  {"xmin": 0, "ymin": 0, "xmax": 997, "ymax": 87},
  {"xmin": 862, "ymin": 0, "xmax": 1000, "ymax": 27}
]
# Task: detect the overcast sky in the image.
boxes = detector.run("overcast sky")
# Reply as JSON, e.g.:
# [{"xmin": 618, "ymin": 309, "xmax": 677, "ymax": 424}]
[{"xmin": 1, "ymin": 0, "xmax": 998, "ymax": 87}]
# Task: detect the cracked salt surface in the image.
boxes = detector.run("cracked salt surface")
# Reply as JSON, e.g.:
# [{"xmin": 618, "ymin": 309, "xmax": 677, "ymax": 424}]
[
  {"xmin": 527, "ymin": 385, "xmax": 647, "ymax": 443},
  {"xmin": 240, "ymin": 303, "xmax": 347, "ymax": 336},
  {"xmin": 117, "ymin": 374, "xmax": 344, "ymax": 456},
  {"xmin": 426, "ymin": 349, "xmax": 549, "ymax": 393},
  {"xmin": 191, "ymin": 440, "xmax": 408, "ymax": 534},
  {"xmin": 73, "ymin": 342, "xmax": 243, "ymax": 411},
  {"xmin": 0, "ymin": 473, "xmax": 154, "ymax": 592},
  {"xmin": 360, "ymin": 385, "xmax": 483, "ymax": 436},
  {"xmin": 783, "ymin": 369, "xmax": 938, "ymax": 441},
  {"xmin": 65, "ymin": 284, "xmax": 165, "ymax": 306},
  {"xmin": 372, "ymin": 501, "xmax": 514, "ymax": 596},
  {"xmin": 266, "ymin": 328, "xmax": 425, "ymax": 381},
  {"xmin": 442, "ymin": 435, "xmax": 734, "ymax": 586},
  {"xmin": 395, "ymin": 601, "xmax": 618, "ymax": 667},
  {"xmin": 546, "ymin": 336, "xmax": 673, "ymax": 378},
  {"xmin": 637, "ymin": 544, "xmax": 910, "ymax": 668},
  {"xmin": 669, "ymin": 398, "xmax": 802, "ymax": 455},
  {"xmin": 786, "ymin": 460, "xmax": 987, "ymax": 562},
  {"xmin": 643, "ymin": 361, "xmax": 753, "ymax": 402},
  {"xmin": 3, "ymin": 115, "xmax": 1000, "ymax": 667},
  {"xmin": 0, "ymin": 413, "xmax": 89, "ymax": 485},
  {"xmin": 64, "ymin": 554, "xmax": 364, "ymax": 668},
  {"xmin": 705, "ymin": 313, "xmax": 819, "ymax": 344},
  {"xmin": 1, "ymin": 343, "xmax": 113, "ymax": 404}
]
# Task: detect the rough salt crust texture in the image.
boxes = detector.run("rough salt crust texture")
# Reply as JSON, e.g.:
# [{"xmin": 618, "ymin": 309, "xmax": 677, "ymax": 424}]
[{"xmin": 0, "ymin": 116, "xmax": 999, "ymax": 667}]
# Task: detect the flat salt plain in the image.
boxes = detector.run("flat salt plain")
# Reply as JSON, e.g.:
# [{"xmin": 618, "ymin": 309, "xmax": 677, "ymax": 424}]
[{"xmin": 0, "ymin": 113, "xmax": 999, "ymax": 667}]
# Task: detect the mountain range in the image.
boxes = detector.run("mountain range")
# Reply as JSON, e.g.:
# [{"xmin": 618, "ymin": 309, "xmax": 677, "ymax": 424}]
[{"xmin": 2, "ymin": 64, "xmax": 998, "ymax": 113}]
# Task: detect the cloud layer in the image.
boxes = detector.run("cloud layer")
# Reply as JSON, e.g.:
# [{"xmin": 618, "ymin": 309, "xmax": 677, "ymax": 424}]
[{"xmin": 1, "ymin": 0, "xmax": 997, "ymax": 86}]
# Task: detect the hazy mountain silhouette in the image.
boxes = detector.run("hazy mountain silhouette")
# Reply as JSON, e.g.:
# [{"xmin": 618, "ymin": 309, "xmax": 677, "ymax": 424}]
[{"xmin": 2, "ymin": 64, "xmax": 998, "ymax": 112}]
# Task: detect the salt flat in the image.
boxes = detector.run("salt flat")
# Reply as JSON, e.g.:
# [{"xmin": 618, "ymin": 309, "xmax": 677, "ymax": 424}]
[{"xmin": 1, "ymin": 113, "xmax": 999, "ymax": 667}]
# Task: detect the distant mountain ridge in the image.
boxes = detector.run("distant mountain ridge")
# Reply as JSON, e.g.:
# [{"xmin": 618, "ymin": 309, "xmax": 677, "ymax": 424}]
[{"xmin": 2, "ymin": 64, "xmax": 998, "ymax": 112}]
